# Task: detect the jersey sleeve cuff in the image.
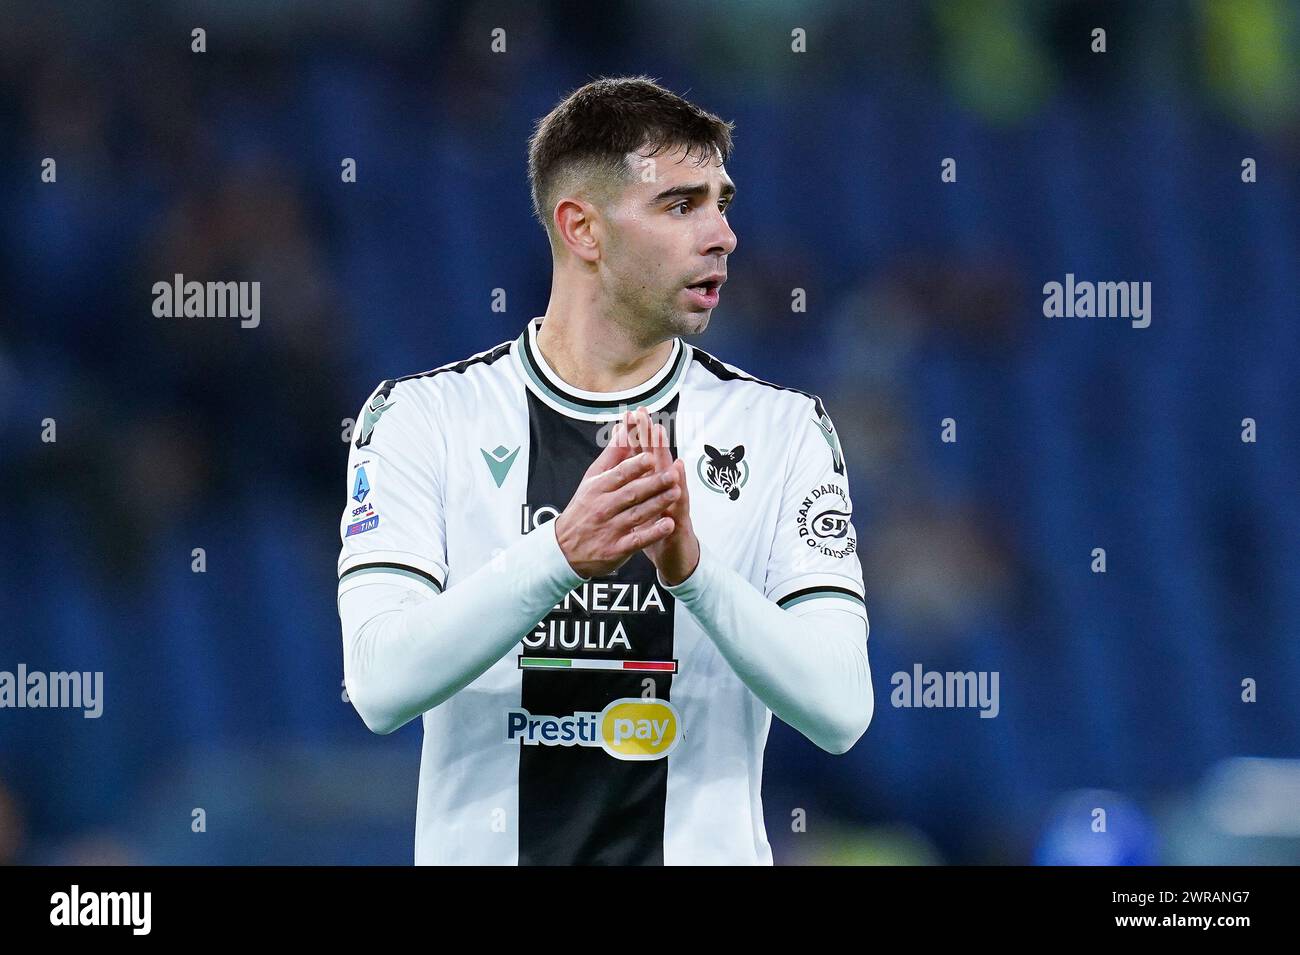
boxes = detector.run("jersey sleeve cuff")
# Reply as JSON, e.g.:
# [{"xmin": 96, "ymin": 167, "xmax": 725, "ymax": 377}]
[
  {"xmin": 767, "ymin": 574, "xmax": 869, "ymax": 623},
  {"xmin": 658, "ymin": 540, "xmax": 715, "ymax": 603},
  {"xmin": 338, "ymin": 551, "xmax": 448, "ymax": 598},
  {"xmin": 535, "ymin": 516, "xmax": 590, "ymax": 591}
]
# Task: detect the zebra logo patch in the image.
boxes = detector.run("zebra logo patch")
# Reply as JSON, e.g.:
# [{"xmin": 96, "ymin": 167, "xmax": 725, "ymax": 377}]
[{"xmin": 697, "ymin": 444, "xmax": 749, "ymax": 501}]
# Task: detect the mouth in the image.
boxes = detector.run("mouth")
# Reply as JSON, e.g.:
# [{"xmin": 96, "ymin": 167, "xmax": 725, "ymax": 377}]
[{"xmin": 684, "ymin": 274, "xmax": 725, "ymax": 309}]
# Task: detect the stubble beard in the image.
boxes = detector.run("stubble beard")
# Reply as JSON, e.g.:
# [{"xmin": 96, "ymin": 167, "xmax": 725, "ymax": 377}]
[
  {"xmin": 667, "ymin": 307, "xmax": 709, "ymax": 338},
  {"xmin": 607, "ymin": 276, "xmax": 709, "ymax": 344}
]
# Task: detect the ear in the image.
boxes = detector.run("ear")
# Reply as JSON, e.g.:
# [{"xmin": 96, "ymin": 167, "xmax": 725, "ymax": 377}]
[
  {"xmin": 704, "ymin": 444, "xmax": 722, "ymax": 461},
  {"xmin": 552, "ymin": 197, "xmax": 601, "ymax": 264},
  {"xmin": 730, "ymin": 445, "xmax": 745, "ymax": 463}
]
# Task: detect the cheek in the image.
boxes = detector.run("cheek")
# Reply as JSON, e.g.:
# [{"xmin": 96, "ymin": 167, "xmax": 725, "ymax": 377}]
[
  {"xmin": 608, "ymin": 220, "xmax": 680, "ymax": 290},
  {"xmin": 641, "ymin": 231, "xmax": 685, "ymax": 282}
]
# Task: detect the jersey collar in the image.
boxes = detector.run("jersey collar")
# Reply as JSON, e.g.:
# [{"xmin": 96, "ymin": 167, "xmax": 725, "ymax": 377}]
[{"xmin": 513, "ymin": 317, "xmax": 690, "ymax": 421}]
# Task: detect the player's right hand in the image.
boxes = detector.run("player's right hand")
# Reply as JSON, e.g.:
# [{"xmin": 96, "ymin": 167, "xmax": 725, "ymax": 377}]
[{"xmin": 555, "ymin": 412, "xmax": 680, "ymax": 579}]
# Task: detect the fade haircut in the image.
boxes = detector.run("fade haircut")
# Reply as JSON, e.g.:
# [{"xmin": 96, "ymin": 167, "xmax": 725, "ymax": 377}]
[{"xmin": 527, "ymin": 75, "xmax": 735, "ymax": 245}]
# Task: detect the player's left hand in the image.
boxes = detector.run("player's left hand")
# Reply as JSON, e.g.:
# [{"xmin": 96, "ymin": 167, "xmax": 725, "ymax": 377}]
[{"xmin": 627, "ymin": 406, "xmax": 699, "ymax": 586}]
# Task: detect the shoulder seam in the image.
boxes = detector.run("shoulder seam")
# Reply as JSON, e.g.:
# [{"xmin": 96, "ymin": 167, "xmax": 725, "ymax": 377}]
[
  {"xmin": 354, "ymin": 339, "xmax": 514, "ymax": 450},
  {"xmin": 689, "ymin": 346, "xmax": 828, "ymax": 418},
  {"xmin": 390, "ymin": 338, "xmax": 514, "ymax": 388}
]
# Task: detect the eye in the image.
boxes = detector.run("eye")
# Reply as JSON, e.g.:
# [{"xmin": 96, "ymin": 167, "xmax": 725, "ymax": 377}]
[{"xmin": 670, "ymin": 200, "xmax": 692, "ymax": 215}]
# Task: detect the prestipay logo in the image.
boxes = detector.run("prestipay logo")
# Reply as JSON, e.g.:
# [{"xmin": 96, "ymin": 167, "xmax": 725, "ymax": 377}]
[{"xmin": 506, "ymin": 698, "xmax": 681, "ymax": 760}]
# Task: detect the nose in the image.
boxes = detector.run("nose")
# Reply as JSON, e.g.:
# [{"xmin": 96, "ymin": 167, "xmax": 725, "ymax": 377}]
[{"xmin": 704, "ymin": 207, "xmax": 737, "ymax": 258}]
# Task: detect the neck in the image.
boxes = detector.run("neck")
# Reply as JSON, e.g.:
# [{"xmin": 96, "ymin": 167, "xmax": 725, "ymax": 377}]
[{"xmin": 536, "ymin": 283, "xmax": 674, "ymax": 393}]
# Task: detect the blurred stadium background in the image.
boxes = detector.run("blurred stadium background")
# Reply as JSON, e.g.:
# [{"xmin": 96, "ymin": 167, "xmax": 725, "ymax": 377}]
[{"xmin": 1, "ymin": 0, "xmax": 1298, "ymax": 864}]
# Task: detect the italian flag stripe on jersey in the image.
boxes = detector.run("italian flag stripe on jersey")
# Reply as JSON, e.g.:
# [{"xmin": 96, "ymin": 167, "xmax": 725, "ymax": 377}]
[{"xmin": 519, "ymin": 657, "xmax": 678, "ymax": 672}]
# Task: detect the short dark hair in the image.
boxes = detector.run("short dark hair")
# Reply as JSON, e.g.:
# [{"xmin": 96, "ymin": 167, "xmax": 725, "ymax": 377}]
[{"xmin": 527, "ymin": 75, "xmax": 735, "ymax": 241}]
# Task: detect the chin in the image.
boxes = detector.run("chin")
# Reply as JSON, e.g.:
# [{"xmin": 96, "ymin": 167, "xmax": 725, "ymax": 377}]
[{"xmin": 671, "ymin": 310, "xmax": 711, "ymax": 337}]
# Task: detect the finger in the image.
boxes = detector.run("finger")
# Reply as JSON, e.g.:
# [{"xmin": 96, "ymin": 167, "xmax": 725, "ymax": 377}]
[
  {"xmin": 652, "ymin": 422, "xmax": 673, "ymax": 469},
  {"xmin": 603, "ymin": 462, "xmax": 678, "ymax": 509},
  {"xmin": 618, "ymin": 515, "xmax": 674, "ymax": 552},
  {"xmin": 643, "ymin": 422, "xmax": 675, "ymax": 500},
  {"xmin": 672, "ymin": 457, "xmax": 690, "ymax": 513},
  {"xmin": 659, "ymin": 450, "xmax": 685, "ymax": 519},
  {"xmin": 593, "ymin": 450, "xmax": 657, "ymax": 491},
  {"xmin": 631, "ymin": 407, "xmax": 642, "ymax": 446},
  {"xmin": 613, "ymin": 472, "xmax": 680, "ymax": 521},
  {"xmin": 593, "ymin": 417, "xmax": 625, "ymax": 462},
  {"xmin": 651, "ymin": 456, "xmax": 686, "ymax": 521},
  {"xmin": 626, "ymin": 409, "xmax": 642, "ymax": 452},
  {"xmin": 611, "ymin": 416, "xmax": 635, "ymax": 455},
  {"xmin": 638, "ymin": 408, "xmax": 652, "ymax": 453},
  {"xmin": 616, "ymin": 481, "xmax": 680, "ymax": 527},
  {"xmin": 587, "ymin": 418, "xmax": 631, "ymax": 476}
]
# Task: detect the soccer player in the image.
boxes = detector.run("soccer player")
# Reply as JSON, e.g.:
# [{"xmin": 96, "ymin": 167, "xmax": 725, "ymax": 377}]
[{"xmin": 337, "ymin": 76, "xmax": 874, "ymax": 865}]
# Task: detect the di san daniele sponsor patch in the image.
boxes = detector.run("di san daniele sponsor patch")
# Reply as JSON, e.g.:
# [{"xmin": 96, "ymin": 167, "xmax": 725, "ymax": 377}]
[
  {"xmin": 505, "ymin": 698, "xmax": 682, "ymax": 761},
  {"xmin": 796, "ymin": 482, "xmax": 856, "ymax": 559},
  {"xmin": 345, "ymin": 461, "xmax": 380, "ymax": 536}
]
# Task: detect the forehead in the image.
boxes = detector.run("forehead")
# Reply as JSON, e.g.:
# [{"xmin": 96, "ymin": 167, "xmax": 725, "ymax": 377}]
[{"xmin": 624, "ymin": 142, "xmax": 733, "ymax": 191}]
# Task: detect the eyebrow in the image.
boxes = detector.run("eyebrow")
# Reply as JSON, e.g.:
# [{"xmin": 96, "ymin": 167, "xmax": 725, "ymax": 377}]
[{"xmin": 649, "ymin": 181, "xmax": 736, "ymax": 205}]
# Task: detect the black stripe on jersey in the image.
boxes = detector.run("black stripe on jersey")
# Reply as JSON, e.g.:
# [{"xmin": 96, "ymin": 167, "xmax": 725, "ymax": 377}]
[
  {"xmin": 517, "ymin": 391, "xmax": 680, "ymax": 865},
  {"xmin": 338, "ymin": 562, "xmax": 445, "ymax": 592},
  {"xmin": 364, "ymin": 339, "xmax": 515, "ymax": 423},
  {"xmin": 393, "ymin": 339, "xmax": 514, "ymax": 385},
  {"xmin": 520, "ymin": 325, "xmax": 686, "ymax": 411},
  {"xmin": 690, "ymin": 347, "xmax": 845, "ymax": 476},
  {"xmin": 355, "ymin": 341, "xmax": 514, "ymax": 448},
  {"xmin": 689, "ymin": 347, "xmax": 831, "ymax": 420},
  {"xmin": 776, "ymin": 585, "xmax": 864, "ymax": 609}
]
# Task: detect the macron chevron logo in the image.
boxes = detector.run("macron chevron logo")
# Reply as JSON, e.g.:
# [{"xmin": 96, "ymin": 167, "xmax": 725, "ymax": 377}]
[{"xmin": 480, "ymin": 445, "xmax": 520, "ymax": 488}]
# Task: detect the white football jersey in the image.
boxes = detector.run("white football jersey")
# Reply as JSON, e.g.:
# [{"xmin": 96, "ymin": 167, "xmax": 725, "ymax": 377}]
[{"xmin": 337, "ymin": 316, "xmax": 868, "ymax": 864}]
